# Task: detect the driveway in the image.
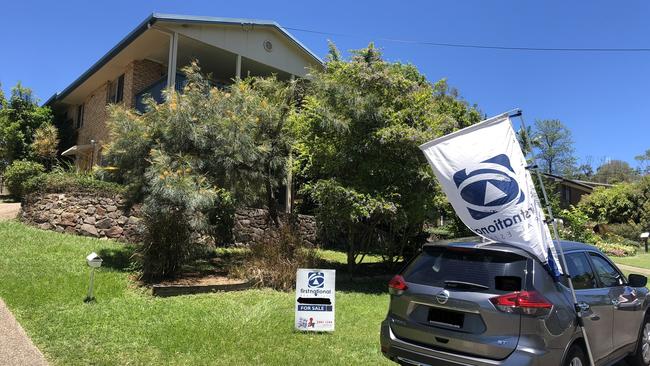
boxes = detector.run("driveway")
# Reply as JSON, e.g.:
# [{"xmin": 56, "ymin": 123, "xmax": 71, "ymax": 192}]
[
  {"xmin": 0, "ymin": 299, "xmax": 48, "ymax": 365},
  {"xmin": 0, "ymin": 202, "xmax": 20, "ymax": 220}
]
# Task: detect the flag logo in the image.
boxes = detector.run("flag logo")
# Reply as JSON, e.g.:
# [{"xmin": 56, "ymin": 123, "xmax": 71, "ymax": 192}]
[{"xmin": 452, "ymin": 154, "xmax": 525, "ymax": 220}]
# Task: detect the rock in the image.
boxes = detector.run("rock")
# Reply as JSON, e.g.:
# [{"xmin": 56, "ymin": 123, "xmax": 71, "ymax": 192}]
[
  {"xmin": 106, "ymin": 205, "xmax": 117, "ymax": 212},
  {"xmin": 84, "ymin": 216, "xmax": 96, "ymax": 225},
  {"xmin": 117, "ymin": 216, "xmax": 128, "ymax": 225},
  {"xmin": 106, "ymin": 226, "xmax": 123, "ymax": 238},
  {"xmin": 38, "ymin": 223, "xmax": 52, "ymax": 230},
  {"xmin": 86, "ymin": 206, "xmax": 96, "ymax": 215},
  {"xmin": 96, "ymin": 207, "xmax": 106, "ymax": 216},
  {"xmin": 96, "ymin": 218, "xmax": 113, "ymax": 230},
  {"xmin": 108, "ymin": 211, "xmax": 120, "ymax": 219},
  {"xmin": 127, "ymin": 216, "xmax": 140, "ymax": 225},
  {"xmin": 80, "ymin": 224, "xmax": 98, "ymax": 237},
  {"xmin": 61, "ymin": 212, "xmax": 75, "ymax": 221}
]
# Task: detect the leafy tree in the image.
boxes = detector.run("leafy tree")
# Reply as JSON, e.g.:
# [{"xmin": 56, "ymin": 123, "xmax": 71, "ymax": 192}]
[
  {"xmin": 593, "ymin": 159, "xmax": 638, "ymax": 184},
  {"xmin": 635, "ymin": 149, "xmax": 650, "ymax": 176},
  {"xmin": 517, "ymin": 125, "xmax": 539, "ymax": 156},
  {"xmin": 0, "ymin": 83, "xmax": 53, "ymax": 170},
  {"xmin": 295, "ymin": 43, "xmax": 481, "ymax": 269},
  {"xmin": 532, "ymin": 119, "xmax": 576, "ymax": 175}
]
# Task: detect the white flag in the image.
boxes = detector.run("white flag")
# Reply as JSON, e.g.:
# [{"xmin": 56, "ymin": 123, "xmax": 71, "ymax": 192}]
[{"xmin": 420, "ymin": 113, "xmax": 562, "ymax": 277}]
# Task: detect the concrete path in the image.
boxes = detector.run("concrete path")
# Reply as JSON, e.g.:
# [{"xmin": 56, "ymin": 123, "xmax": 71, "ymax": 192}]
[
  {"xmin": 0, "ymin": 203, "xmax": 20, "ymax": 220},
  {"xmin": 0, "ymin": 299, "xmax": 48, "ymax": 366},
  {"xmin": 616, "ymin": 263, "xmax": 650, "ymax": 276}
]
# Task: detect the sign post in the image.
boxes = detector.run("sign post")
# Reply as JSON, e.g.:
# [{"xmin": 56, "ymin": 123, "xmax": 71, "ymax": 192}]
[{"xmin": 295, "ymin": 269, "xmax": 335, "ymax": 332}]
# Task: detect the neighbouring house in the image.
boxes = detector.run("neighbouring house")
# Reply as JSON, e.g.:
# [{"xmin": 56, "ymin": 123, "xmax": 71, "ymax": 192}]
[
  {"xmin": 45, "ymin": 13, "xmax": 322, "ymax": 170},
  {"xmin": 542, "ymin": 172, "xmax": 612, "ymax": 208}
]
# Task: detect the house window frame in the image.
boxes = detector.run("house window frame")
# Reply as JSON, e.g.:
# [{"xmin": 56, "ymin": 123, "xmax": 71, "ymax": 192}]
[
  {"xmin": 107, "ymin": 74, "xmax": 125, "ymax": 104},
  {"xmin": 76, "ymin": 104, "xmax": 84, "ymax": 129}
]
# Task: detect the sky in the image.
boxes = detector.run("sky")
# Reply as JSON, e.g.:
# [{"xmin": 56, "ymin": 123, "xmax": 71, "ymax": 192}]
[{"xmin": 1, "ymin": 0, "xmax": 649, "ymax": 168}]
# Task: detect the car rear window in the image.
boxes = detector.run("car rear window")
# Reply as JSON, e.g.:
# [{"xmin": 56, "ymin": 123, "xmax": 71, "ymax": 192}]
[{"xmin": 402, "ymin": 246, "xmax": 527, "ymax": 291}]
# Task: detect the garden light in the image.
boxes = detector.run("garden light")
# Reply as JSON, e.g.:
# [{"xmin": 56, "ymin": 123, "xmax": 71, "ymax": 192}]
[{"xmin": 84, "ymin": 252, "xmax": 102, "ymax": 303}]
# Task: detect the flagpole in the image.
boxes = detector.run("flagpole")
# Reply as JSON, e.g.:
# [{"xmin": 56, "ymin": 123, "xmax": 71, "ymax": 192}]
[{"xmin": 515, "ymin": 111, "xmax": 595, "ymax": 366}]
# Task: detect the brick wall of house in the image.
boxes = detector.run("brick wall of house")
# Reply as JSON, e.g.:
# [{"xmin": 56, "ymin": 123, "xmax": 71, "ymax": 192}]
[
  {"xmin": 123, "ymin": 59, "xmax": 166, "ymax": 109},
  {"xmin": 70, "ymin": 59, "xmax": 165, "ymax": 169}
]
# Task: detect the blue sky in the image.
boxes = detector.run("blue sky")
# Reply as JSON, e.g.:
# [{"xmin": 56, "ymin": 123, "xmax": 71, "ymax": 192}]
[{"xmin": 2, "ymin": 0, "xmax": 649, "ymax": 168}]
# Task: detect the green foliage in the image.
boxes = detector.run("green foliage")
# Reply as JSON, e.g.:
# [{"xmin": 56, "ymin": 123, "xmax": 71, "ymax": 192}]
[
  {"xmin": 559, "ymin": 206, "xmax": 598, "ymax": 243},
  {"xmin": 636, "ymin": 149, "xmax": 650, "ymax": 176},
  {"xmin": 594, "ymin": 234, "xmax": 638, "ymax": 257},
  {"xmin": 30, "ymin": 123, "xmax": 59, "ymax": 169},
  {"xmin": 578, "ymin": 180, "xmax": 644, "ymax": 224},
  {"xmin": 0, "ymin": 83, "xmax": 53, "ymax": 170},
  {"xmin": 136, "ymin": 151, "xmax": 222, "ymax": 280},
  {"xmin": 532, "ymin": 119, "xmax": 576, "ymax": 175},
  {"xmin": 593, "ymin": 159, "xmax": 638, "ymax": 184},
  {"xmin": 3, "ymin": 160, "xmax": 45, "ymax": 198},
  {"xmin": 294, "ymin": 43, "xmax": 481, "ymax": 266},
  {"xmin": 105, "ymin": 63, "xmax": 303, "ymax": 277},
  {"xmin": 22, "ymin": 166, "xmax": 124, "ymax": 197}
]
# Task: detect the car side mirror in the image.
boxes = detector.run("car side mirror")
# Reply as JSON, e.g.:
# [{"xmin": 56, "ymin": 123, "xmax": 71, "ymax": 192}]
[{"xmin": 628, "ymin": 274, "xmax": 647, "ymax": 287}]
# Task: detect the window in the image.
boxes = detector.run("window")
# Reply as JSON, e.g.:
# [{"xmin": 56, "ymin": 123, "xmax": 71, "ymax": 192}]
[
  {"xmin": 107, "ymin": 74, "xmax": 124, "ymax": 104},
  {"xmin": 589, "ymin": 253, "xmax": 624, "ymax": 287},
  {"xmin": 565, "ymin": 252, "xmax": 597, "ymax": 290},
  {"xmin": 76, "ymin": 104, "xmax": 84, "ymax": 129},
  {"xmin": 402, "ymin": 246, "xmax": 526, "ymax": 291}
]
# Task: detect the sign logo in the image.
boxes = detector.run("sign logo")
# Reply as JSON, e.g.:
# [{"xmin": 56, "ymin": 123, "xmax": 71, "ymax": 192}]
[
  {"xmin": 452, "ymin": 154, "xmax": 525, "ymax": 220},
  {"xmin": 436, "ymin": 290, "xmax": 450, "ymax": 305},
  {"xmin": 307, "ymin": 271, "xmax": 325, "ymax": 289}
]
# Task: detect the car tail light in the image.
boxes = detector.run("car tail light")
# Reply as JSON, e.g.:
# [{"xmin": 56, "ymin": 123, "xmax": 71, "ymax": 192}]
[
  {"xmin": 388, "ymin": 275, "xmax": 408, "ymax": 295},
  {"xmin": 490, "ymin": 291, "xmax": 552, "ymax": 316}
]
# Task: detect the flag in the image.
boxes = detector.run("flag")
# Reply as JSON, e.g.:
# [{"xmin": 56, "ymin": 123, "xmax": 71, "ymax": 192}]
[{"xmin": 420, "ymin": 113, "xmax": 562, "ymax": 277}]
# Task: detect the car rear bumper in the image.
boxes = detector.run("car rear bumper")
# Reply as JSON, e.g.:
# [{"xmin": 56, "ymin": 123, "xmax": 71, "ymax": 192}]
[{"xmin": 380, "ymin": 319, "xmax": 561, "ymax": 366}]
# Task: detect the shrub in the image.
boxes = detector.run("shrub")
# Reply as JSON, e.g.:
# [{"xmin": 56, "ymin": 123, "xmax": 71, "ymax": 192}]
[
  {"xmin": 22, "ymin": 168, "xmax": 124, "ymax": 197},
  {"xmin": 3, "ymin": 160, "xmax": 45, "ymax": 199},
  {"xmin": 135, "ymin": 152, "xmax": 219, "ymax": 281},
  {"xmin": 232, "ymin": 225, "xmax": 317, "ymax": 291},
  {"xmin": 559, "ymin": 206, "xmax": 598, "ymax": 243},
  {"xmin": 595, "ymin": 238, "xmax": 637, "ymax": 257},
  {"xmin": 607, "ymin": 222, "xmax": 644, "ymax": 242}
]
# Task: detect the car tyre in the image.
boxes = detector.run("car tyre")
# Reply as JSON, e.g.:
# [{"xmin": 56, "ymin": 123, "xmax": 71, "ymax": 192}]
[
  {"xmin": 627, "ymin": 315, "xmax": 650, "ymax": 366},
  {"xmin": 564, "ymin": 345, "xmax": 586, "ymax": 366}
]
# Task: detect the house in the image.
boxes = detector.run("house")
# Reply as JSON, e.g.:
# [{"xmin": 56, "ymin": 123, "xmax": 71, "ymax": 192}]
[
  {"xmin": 542, "ymin": 172, "xmax": 612, "ymax": 208},
  {"xmin": 45, "ymin": 13, "xmax": 322, "ymax": 170}
]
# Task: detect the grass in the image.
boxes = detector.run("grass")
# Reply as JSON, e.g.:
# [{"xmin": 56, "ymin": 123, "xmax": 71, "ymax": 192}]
[
  {"xmin": 316, "ymin": 249, "xmax": 385, "ymax": 264},
  {"xmin": 611, "ymin": 252, "xmax": 650, "ymax": 270},
  {"xmin": 0, "ymin": 220, "xmax": 392, "ymax": 365}
]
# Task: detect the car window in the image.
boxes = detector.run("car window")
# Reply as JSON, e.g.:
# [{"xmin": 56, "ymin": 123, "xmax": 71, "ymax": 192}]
[
  {"xmin": 402, "ymin": 247, "xmax": 526, "ymax": 291},
  {"xmin": 589, "ymin": 253, "xmax": 624, "ymax": 287},
  {"xmin": 565, "ymin": 252, "xmax": 597, "ymax": 290}
]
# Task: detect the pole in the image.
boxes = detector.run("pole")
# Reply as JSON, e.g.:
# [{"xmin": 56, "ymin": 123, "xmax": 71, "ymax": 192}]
[
  {"xmin": 516, "ymin": 112, "xmax": 596, "ymax": 366},
  {"xmin": 85, "ymin": 268, "xmax": 95, "ymax": 302}
]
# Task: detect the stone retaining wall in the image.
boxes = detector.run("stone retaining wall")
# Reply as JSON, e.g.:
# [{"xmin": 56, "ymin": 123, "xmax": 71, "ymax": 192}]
[{"xmin": 20, "ymin": 193, "xmax": 317, "ymax": 246}]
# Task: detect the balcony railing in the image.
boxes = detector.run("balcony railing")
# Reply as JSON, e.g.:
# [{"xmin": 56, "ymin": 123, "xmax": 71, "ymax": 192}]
[{"xmin": 134, "ymin": 73, "xmax": 187, "ymax": 113}]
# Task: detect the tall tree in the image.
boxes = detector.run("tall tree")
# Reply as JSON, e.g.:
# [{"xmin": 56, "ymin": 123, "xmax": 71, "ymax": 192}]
[
  {"xmin": 0, "ymin": 83, "xmax": 53, "ymax": 170},
  {"xmin": 533, "ymin": 119, "xmax": 576, "ymax": 175},
  {"xmin": 635, "ymin": 149, "xmax": 650, "ymax": 175},
  {"xmin": 593, "ymin": 159, "xmax": 638, "ymax": 184},
  {"xmin": 295, "ymin": 43, "xmax": 482, "ymax": 269}
]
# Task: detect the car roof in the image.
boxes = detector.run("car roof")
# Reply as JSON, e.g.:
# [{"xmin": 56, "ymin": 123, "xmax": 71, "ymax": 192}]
[{"xmin": 423, "ymin": 239, "xmax": 601, "ymax": 258}]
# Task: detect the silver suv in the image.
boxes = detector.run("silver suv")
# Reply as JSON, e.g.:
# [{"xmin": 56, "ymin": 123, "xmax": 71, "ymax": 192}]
[{"xmin": 380, "ymin": 240, "xmax": 650, "ymax": 366}]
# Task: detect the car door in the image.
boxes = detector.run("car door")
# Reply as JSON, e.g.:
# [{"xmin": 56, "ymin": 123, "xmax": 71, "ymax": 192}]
[
  {"xmin": 587, "ymin": 252, "xmax": 642, "ymax": 350},
  {"xmin": 565, "ymin": 252, "xmax": 614, "ymax": 362}
]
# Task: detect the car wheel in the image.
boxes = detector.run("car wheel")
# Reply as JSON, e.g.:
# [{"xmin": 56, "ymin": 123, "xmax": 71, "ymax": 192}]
[
  {"xmin": 564, "ymin": 345, "xmax": 586, "ymax": 366},
  {"xmin": 627, "ymin": 316, "xmax": 650, "ymax": 366}
]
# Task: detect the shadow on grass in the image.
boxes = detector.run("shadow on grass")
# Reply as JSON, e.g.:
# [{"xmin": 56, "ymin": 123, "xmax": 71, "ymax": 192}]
[
  {"xmin": 318, "ymin": 260, "xmax": 404, "ymax": 295},
  {"xmin": 98, "ymin": 245, "xmax": 137, "ymax": 272}
]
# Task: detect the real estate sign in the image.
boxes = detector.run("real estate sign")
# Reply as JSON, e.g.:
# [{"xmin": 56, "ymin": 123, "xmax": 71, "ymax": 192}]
[{"xmin": 295, "ymin": 268, "xmax": 335, "ymax": 332}]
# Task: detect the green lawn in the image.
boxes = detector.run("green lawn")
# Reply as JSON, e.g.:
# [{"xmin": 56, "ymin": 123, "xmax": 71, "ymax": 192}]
[
  {"xmin": 612, "ymin": 252, "xmax": 650, "ymax": 270},
  {"xmin": 0, "ymin": 221, "xmax": 392, "ymax": 365}
]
